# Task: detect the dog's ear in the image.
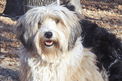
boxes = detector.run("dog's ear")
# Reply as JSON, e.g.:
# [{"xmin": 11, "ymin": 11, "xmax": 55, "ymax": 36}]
[
  {"xmin": 68, "ymin": 23, "xmax": 82, "ymax": 50},
  {"xmin": 16, "ymin": 24, "xmax": 26, "ymax": 46},
  {"xmin": 16, "ymin": 23, "xmax": 30, "ymax": 49},
  {"xmin": 16, "ymin": 22, "xmax": 33, "ymax": 51}
]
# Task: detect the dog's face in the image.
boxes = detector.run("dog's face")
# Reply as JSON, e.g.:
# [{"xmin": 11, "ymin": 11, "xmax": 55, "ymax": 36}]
[{"xmin": 16, "ymin": 4, "xmax": 81, "ymax": 62}]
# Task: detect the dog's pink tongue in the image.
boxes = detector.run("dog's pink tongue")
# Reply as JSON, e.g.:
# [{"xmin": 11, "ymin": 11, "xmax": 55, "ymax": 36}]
[{"xmin": 45, "ymin": 41, "xmax": 53, "ymax": 45}]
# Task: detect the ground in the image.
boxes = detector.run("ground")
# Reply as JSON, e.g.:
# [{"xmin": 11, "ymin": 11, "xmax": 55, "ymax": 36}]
[{"xmin": 0, "ymin": 0, "xmax": 122, "ymax": 81}]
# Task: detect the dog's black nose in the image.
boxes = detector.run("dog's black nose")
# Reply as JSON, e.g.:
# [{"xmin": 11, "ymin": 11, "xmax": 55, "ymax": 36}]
[{"xmin": 44, "ymin": 32, "xmax": 53, "ymax": 38}]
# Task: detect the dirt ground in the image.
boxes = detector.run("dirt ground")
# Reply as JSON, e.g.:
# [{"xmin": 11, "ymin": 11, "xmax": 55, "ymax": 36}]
[{"xmin": 0, "ymin": 0, "xmax": 122, "ymax": 81}]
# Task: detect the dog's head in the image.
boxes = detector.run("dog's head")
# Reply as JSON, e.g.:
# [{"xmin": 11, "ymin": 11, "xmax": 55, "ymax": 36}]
[{"xmin": 16, "ymin": 4, "xmax": 81, "ymax": 62}]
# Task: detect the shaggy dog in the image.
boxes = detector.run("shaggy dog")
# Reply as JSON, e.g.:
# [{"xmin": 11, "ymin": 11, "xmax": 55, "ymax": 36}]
[
  {"xmin": 16, "ymin": 3, "xmax": 105, "ymax": 81},
  {"xmin": 80, "ymin": 20, "xmax": 122, "ymax": 81}
]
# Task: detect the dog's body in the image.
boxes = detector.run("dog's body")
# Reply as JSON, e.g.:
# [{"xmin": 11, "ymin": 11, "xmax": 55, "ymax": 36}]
[
  {"xmin": 16, "ymin": 3, "xmax": 104, "ymax": 81},
  {"xmin": 80, "ymin": 20, "xmax": 122, "ymax": 81},
  {"xmin": 64, "ymin": 1, "xmax": 122, "ymax": 80}
]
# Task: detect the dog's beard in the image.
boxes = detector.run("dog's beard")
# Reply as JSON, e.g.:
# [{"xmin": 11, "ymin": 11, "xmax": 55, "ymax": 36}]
[{"xmin": 34, "ymin": 32, "xmax": 67, "ymax": 62}]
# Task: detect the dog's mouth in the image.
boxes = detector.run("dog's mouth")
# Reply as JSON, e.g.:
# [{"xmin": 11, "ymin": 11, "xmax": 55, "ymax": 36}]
[{"xmin": 44, "ymin": 40, "xmax": 54, "ymax": 47}]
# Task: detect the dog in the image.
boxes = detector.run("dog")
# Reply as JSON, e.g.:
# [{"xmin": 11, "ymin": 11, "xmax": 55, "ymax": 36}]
[
  {"xmin": 16, "ymin": 3, "xmax": 105, "ymax": 81},
  {"xmin": 80, "ymin": 20, "xmax": 122, "ymax": 81}
]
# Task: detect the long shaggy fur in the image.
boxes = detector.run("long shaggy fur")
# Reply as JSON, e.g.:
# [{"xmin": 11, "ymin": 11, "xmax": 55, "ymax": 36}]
[
  {"xmin": 16, "ymin": 3, "xmax": 104, "ymax": 81},
  {"xmin": 63, "ymin": 2, "xmax": 122, "ymax": 80},
  {"xmin": 80, "ymin": 20, "xmax": 122, "ymax": 81}
]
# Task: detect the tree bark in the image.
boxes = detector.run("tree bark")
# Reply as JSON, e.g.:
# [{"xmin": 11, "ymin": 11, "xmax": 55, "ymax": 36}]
[
  {"xmin": 3, "ymin": 0, "xmax": 24, "ymax": 17},
  {"xmin": 24, "ymin": 0, "xmax": 56, "ymax": 13},
  {"xmin": 3, "ymin": 0, "xmax": 56, "ymax": 17}
]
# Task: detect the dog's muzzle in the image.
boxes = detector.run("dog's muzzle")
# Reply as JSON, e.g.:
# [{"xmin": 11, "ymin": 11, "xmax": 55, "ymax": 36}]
[{"xmin": 44, "ymin": 31, "xmax": 54, "ymax": 47}]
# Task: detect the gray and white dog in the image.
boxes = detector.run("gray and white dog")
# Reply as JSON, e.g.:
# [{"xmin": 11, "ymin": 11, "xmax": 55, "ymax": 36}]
[{"xmin": 16, "ymin": 1, "xmax": 105, "ymax": 81}]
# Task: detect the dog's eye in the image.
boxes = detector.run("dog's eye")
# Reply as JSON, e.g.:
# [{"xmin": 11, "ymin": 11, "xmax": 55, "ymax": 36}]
[
  {"xmin": 38, "ymin": 22, "xmax": 42, "ymax": 29},
  {"xmin": 55, "ymin": 19, "xmax": 59, "ymax": 24},
  {"xmin": 38, "ymin": 22, "xmax": 41, "ymax": 25}
]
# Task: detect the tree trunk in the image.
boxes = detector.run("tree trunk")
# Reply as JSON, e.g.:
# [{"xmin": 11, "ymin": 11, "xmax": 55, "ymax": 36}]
[
  {"xmin": 3, "ymin": 0, "xmax": 24, "ymax": 17},
  {"xmin": 3, "ymin": 0, "xmax": 56, "ymax": 17},
  {"xmin": 24, "ymin": 0, "xmax": 56, "ymax": 13}
]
